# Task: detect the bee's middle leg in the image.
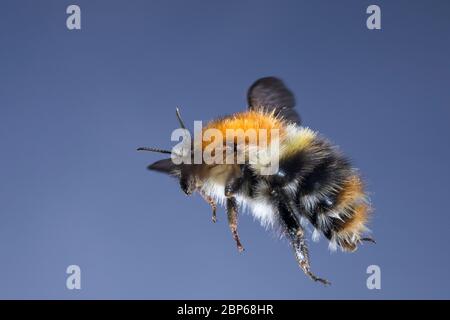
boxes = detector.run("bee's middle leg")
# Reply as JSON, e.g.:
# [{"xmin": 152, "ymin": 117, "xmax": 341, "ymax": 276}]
[
  {"xmin": 224, "ymin": 172, "xmax": 245, "ymax": 252},
  {"xmin": 226, "ymin": 197, "xmax": 245, "ymax": 252},
  {"xmin": 225, "ymin": 177, "xmax": 243, "ymax": 197}
]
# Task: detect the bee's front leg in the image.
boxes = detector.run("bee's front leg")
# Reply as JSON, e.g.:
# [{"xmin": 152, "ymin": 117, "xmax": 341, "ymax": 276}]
[
  {"xmin": 226, "ymin": 197, "xmax": 245, "ymax": 252},
  {"xmin": 199, "ymin": 191, "xmax": 217, "ymax": 223}
]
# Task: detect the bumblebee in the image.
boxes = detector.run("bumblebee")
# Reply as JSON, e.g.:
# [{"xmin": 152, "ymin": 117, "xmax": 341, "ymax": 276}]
[{"xmin": 138, "ymin": 77, "xmax": 374, "ymax": 285}]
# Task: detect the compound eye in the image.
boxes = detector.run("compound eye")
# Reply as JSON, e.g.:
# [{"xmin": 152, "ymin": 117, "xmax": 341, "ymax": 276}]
[{"xmin": 180, "ymin": 177, "xmax": 194, "ymax": 195}]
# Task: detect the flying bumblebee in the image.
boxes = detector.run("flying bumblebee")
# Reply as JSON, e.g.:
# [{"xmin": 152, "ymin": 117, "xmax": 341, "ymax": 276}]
[{"xmin": 138, "ymin": 77, "xmax": 374, "ymax": 285}]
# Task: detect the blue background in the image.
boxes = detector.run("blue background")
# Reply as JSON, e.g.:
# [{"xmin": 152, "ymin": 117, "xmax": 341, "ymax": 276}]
[{"xmin": 0, "ymin": 0, "xmax": 449, "ymax": 299}]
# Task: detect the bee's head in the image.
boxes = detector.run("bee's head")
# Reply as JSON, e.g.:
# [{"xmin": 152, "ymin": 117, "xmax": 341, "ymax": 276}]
[
  {"xmin": 179, "ymin": 168, "xmax": 197, "ymax": 195},
  {"xmin": 139, "ymin": 155, "xmax": 198, "ymax": 196},
  {"xmin": 138, "ymin": 107, "xmax": 201, "ymax": 195}
]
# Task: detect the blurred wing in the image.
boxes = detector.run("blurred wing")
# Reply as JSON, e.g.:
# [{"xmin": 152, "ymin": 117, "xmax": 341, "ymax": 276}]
[{"xmin": 247, "ymin": 77, "xmax": 301, "ymax": 125}]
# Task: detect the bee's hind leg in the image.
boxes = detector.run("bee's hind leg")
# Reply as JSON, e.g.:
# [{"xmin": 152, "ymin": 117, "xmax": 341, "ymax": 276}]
[
  {"xmin": 290, "ymin": 227, "xmax": 331, "ymax": 286},
  {"xmin": 277, "ymin": 195, "xmax": 331, "ymax": 286},
  {"xmin": 199, "ymin": 191, "xmax": 217, "ymax": 223},
  {"xmin": 226, "ymin": 197, "xmax": 245, "ymax": 252},
  {"xmin": 360, "ymin": 237, "xmax": 376, "ymax": 244}
]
